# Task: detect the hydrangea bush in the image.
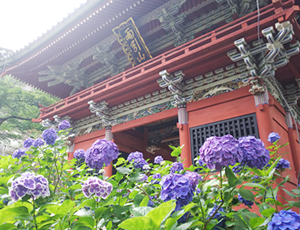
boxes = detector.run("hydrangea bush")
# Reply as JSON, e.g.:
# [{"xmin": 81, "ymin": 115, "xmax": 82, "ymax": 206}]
[{"xmin": 0, "ymin": 123, "xmax": 299, "ymax": 230}]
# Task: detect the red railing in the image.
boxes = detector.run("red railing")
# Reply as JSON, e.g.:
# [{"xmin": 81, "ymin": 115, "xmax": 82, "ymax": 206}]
[{"xmin": 39, "ymin": 0, "xmax": 296, "ymax": 119}]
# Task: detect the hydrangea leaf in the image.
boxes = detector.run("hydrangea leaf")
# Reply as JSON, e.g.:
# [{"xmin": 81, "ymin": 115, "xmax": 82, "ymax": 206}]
[
  {"xmin": 288, "ymin": 201, "xmax": 300, "ymax": 208},
  {"xmin": 261, "ymin": 208, "xmax": 275, "ymax": 218},
  {"xmin": 146, "ymin": 200, "xmax": 176, "ymax": 229},
  {"xmin": 238, "ymin": 188, "xmax": 254, "ymax": 201},
  {"xmin": 225, "ymin": 167, "xmax": 237, "ymax": 187},
  {"xmin": 119, "ymin": 216, "xmax": 156, "ymax": 230},
  {"xmin": 140, "ymin": 196, "xmax": 149, "ymax": 207},
  {"xmin": 74, "ymin": 209, "xmax": 94, "ymax": 217},
  {"xmin": 76, "ymin": 217, "xmax": 95, "ymax": 229},
  {"xmin": 249, "ymin": 217, "xmax": 265, "ymax": 229},
  {"xmin": 131, "ymin": 207, "xmax": 153, "ymax": 217},
  {"xmin": 164, "ymin": 217, "xmax": 177, "ymax": 230},
  {"xmin": 116, "ymin": 167, "xmax": 132, "ymax": 175},
  {"xmin": 242, "ymin": 183, "xmax": 266, "ymax": 190},
  {"xmin": 79, "ymin": 199, "xmax": 96, "ymax": 209}
]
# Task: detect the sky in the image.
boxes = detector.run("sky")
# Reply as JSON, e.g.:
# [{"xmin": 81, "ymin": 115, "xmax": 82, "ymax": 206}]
[{"xmin": 0, "ymin": 0, "xmax": 88, "ymax": 51}]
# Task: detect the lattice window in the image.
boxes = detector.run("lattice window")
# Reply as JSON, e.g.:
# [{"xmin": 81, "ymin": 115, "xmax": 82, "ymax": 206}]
[{"xmin": 190, "ymin": 114, "xmax": 259, "ymax": 162}]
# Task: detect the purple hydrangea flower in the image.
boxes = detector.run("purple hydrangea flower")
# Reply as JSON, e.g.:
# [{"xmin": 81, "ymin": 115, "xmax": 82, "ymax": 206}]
[
  {"xmin": 276, "ymin": 159, "xmax": 290, "ymax": 170},
  {"xmin": 153, "ymin": 173, "xmax": 161, "ymax": 179},
  {"xmin": 198, "ymin": 159, "xmax": 204, "ymax": 166},
  {"xmin": 58, "ymin": 120, "xmax": 71, "ymax": 130},
  {"xmin": 170, "ymin": 162, "xmax": 184, "ymax": 174},
  {"xmin": 73, "ymin": 149, "xmax": 86, "ymax": 160},
  {"xmin": 32, "ymin": 138, "xmax": 44, "ymax": 147},
  {"xmin": 82, "ymin": 177, "xmax": 112, "ymax": 199},
  {"xmin": 268, "ymin": 210, "xmax": 300, "ymax": 230},
  {"xmin": 9, "ymin": 172, "xmax": 50, "ymax": 201},
  {"xmin": 85, "ymin": 139, "xmax": 119, "ymax": 171},
  {"xmin": 42, "ymin": 128, "xmax": 58, "ymax": 145},
  {"xmin": 139, "ymin": 174, "xmax": 148, "ymax": 182},
  {"xmin": 160, "ymin": 174, "xmax": 194, "ymax": 211},
  {"xmin": 232, "ymin": 165, "xmax": 246, "ymax": 173},
  {"xmin": 239, "ymin": 136, "xmax": 270, "ymax": 169},
  {"xmin": 12, "ymin": 149, "xmax": 26, "ymax": 159},
  {"xmin": 23, "ymin": 138, "xmax": 34, "ymax": 148},
  {"xmin": 183, "ymin": 172, "xmax": 202, "ymax": 190},
  {"xmin": 127, "ymin": 151, "xmax": 148, "ymax": 169},
  {"xmin": 268, "ymin": 132, "xmax": 281, "ymax": 144},
  {"xmin": 238, "ymin": 194, "xmax": 254, "ymax": 207},
  {"xmin": 208, "ymin": 206, "xmax": 226, "ymax": 230},
  {"xmin": 199, "ymin": 135, "xmax": 243, "ymax": 171},
  {"xmin": 154, "ymin": 156, "xmax": 163, "ymax": 164}
]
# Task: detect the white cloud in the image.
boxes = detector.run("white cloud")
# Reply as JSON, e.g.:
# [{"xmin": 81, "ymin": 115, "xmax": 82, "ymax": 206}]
[{"xmin": 0, "ymin": 0, "xmax": 88, "ymax": 51}]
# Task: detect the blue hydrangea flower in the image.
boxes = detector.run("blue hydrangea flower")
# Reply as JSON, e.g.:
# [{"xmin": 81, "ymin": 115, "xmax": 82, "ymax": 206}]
[
  {"xmin": 2, "ymin": 198, "xmax": 8, "ymax": 205},
  {"xmin": 268, "ymin": 210, "xmax": 300, "ymax": 230},
  {"xmin": 178, "ymin": 212, "xmax": 192, "ymax": 223},
  {"xmin": 32, "ymin": 138, "xmax": 44, "ymax": 147},
  {"xmin": 276, "ymin": 159, "xmax": 290, "ymax": 170},
  {"xmin": 154, "ymin": 156, "xmax": 163, "ymax": 164},
  {"xmin": 73, "ymin": 149, "xmax": 86, "ymax": 160},
  {"xmin": 152, "ymin": 173, "xmax": 161, "ymax": 184},
  {"xmin": 199, "ymin": 135, "xmax": 243, "ymax": 171},
  {"xmin": 82, "ymin": 177, "xmax": 112, "ymax": 199},
  {"xmin": 239, "ymin": 136, "xmax": 270, "ymax": 169},
  {"xmin": 42, "ymin": 128, "xmax": 58, "ymax": 145},
  {"xmin": 127, "ymin": 151, "xmax": 148, "ymax": 169},
  {"xmin": 198, "ymin": 159, "xmax": 204, "ymax": 166},
  {"xmin": 208, "ymin": 206, "xmax": 226, "ymax": 230},
  {"xmin": 183, "ymin": 171, "xmax": 202, "ymax": 190},
  {"xmin": 9, "ymin": 172, "xmax": 50, "ymax": 201},
  {"xmin": 268, "ymin": 132, "xmax": 281, "ymax": 144},
  {"xmin": 58, "ymin": 120, "xmax": 71, "ymax": 130},
  {"xmin": 23, "ymin": 138, "xmax": 34, "ymax": 148},
  {"xmin": 238, "ymin": 194, "xmax": 254, "ymax": 207},
  {"xmin": 12, "ymin": 149, "xmax": 26, "ymax": 159},
  {"xmin": 170, "ymin": 162, "xmax": 184, "ymax": 174},
  {"xmin": 85, "ymin": 139, "xmax": 119, "ymax": 171},
  {"xmin": 160, "ymin": 174, "xmax": 194, "ymax": 211}
]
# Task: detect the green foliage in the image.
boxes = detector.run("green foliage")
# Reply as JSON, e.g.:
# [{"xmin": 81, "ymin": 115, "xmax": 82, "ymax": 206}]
[
  {"xmin": 0, "ymin": 75, "xmax": 58, "ymax": 135},
  {"xmin": 0, "ymin": 126, "xmax": 298, "ymax": 230}
]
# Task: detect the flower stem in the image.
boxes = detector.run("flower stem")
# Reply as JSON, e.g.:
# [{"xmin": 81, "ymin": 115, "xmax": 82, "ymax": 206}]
[
  {"xmin": 203, "ymin": 201, "xmax": 224, "ymax": 230},
  {"xmin": 32, "ymin": 198, "xmax": 38, "ymax": 230}
]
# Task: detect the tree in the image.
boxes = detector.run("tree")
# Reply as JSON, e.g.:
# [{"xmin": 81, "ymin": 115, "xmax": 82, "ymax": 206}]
[{"xmin": 0, "ymin": 75, "xmax": 58, "ymax": 137}]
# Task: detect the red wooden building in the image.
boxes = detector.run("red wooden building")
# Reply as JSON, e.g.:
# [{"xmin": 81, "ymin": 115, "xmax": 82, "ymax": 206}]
[{"xmin": 1, "ymin": 0, "xmax": 300, "ymax": 193}]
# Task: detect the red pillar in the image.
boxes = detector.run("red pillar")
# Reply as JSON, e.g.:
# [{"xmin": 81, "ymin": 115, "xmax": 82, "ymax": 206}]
[
  {"xmin": 286, "ymin": 111, "xmax": 300, "ymax": 177},
  {"xmin": 255, "ymin": 103, "xmax": 273, "ymax": 144},
  {"xmin": 177, "ymin": 104, "xmax": 192, "ymax": 168},
  {"xmin": 177, "ymin": 123, "xmax": 192, "ymax": 167},
  {"xmin": 254, "ymin": 91, "xmax": 273, "ymax": 144},
  {"xmin": 104, "ymin": 128, "xmax": 113, "ymax": 177}
]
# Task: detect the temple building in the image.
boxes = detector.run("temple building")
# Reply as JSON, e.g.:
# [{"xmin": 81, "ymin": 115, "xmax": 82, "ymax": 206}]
[{"xmin": 1, "ymin": 0, "xmax": 300, "ymax": 195}]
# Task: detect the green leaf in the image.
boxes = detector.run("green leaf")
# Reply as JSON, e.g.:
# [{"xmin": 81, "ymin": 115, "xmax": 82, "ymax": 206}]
[
  {"xmin": 119, "ymin": 216, "xmax": 156, "ymax": 230},
  {"xmin": 170, "ymin": 146, "xmax": 182, "ymax": 157},
  {"xmin": 239, "ymin": 188, "xmax": 254, "ymax": 201},
  {"xmin": 76, "ymin": 217, "xmax": 95, "ymax": 229},
  {"xmin": 0, "ymin": 206, "xmax": 31, "ymax": 224},
  {"xmin": 233, "ymin": 214, "xmax": 249, "ymax": 230},
  {"xmin": 289, "ymin": 201, "xmax": 300, "ymax": 208},
  {"xmin": 74, "ymin": 209, "xmax": 94, "ymax": 217},
  {"xmin": 79, "ymin": 199, "xmax": 96, "ymax": 209},
  {"xmin": 134, "ymin": 194, "xmax": 145, "ymax": 207},
  {"xmin": 131, "ymin": 207, "xmax": 153, "ymax": 217},
  {"xmin": 164, "ymin": 218, "xmax": 177, "ymax": 230},
  {"xmin": 283, "ymin": 189, "xmax": 297, "ymax": 199},
  {"xmin": 0, "ymin": 223, "xmax": 18, "ymax": 230},
  {"xmin": 116, "ymin": 167, "xmax": 132, "ymax": 175},
  {"xmin": 106, "ymin": 221, "xmax": 112, "ymax": 230},
  {"xmin": 249, "ymin": 217, "xmax": 265, "ymax": 229},
  {"xmin": 146, "ymin": 200, "xmax": 176, "ymax": 229},
  {"xmin": 140, "ymin": 196, "xmax": 149, "ymax": 207},
  {"xmin": 225, "ymin": 167, "xmax": 237, "ymax": 187},
  {"xmin": 261, "ymin": 208, "xmax": 275, "ymax": 218},
  {"xmin": 56, "ymin": 199, "xmax": 75, "ymax": 215},
  {"xmin": 243, "ymin": 183, "xmax": 266, "ymax": 190},
  {"xmin": 95, "ymin": 207, "xmax": 108, "ymax": 220},
  {"xmin": 174, "ymin": 222, "xmax": 195, "ymax": 230},
  {"xmin": 129, "ymin": 190, "xmax": 138, "ymax": 199}
]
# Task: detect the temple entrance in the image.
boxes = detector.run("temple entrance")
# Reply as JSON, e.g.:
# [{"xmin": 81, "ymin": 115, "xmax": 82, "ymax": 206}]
[{"xmin": 113, "ymin": 117, "xmax": 178, "ymax": 163}]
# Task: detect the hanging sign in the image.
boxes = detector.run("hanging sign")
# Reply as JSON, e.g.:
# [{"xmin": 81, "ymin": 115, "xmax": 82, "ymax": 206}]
[{"xmin": 112, "ymin": 17, "xmax": 152, "ymax": 67}]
